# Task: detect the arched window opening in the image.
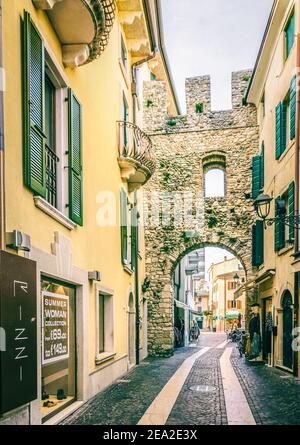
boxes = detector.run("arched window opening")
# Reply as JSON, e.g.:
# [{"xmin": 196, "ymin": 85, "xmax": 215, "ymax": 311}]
[{"xmin": 204, "ymin": 168, "xmax": 225, "ymax": 198}]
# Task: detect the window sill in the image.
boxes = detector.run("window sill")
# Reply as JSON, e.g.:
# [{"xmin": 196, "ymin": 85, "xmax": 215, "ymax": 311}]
[
  {"xmin": 277, "ymin": 139, "xmax": 295, "ymax": 163},
  {"xmin": 277, "ymin": 243, "xmax": 294, "ymax": 257},
  {"xmin": 123, "ymin": 264, "xmax": 134, "ymax": 276},
  {"xmin": 118, "ymin": 58, "xmax": 130, "ymax": 90},
  {"xmin": 95, "ymin": 352, "xmax": 116, "ymax": 366},
  {"xmin": 34, "ymin": 196, "xmax": 76, "ymax": 230}
]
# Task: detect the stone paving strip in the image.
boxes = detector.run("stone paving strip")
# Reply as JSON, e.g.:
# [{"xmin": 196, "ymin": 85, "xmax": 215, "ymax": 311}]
[
  {"xmin": 217, "ymin": 339, "xmax": 229, "ymax": 349},
  {"xmin": 231, "ymin": 347, "xmax": 300, "ymax": 425},
  {"xmin": 138, "ymin": 347, "xmax": 210, "ymax": 425},
  {"xmin": 61, "ymin": 347, "xmax": 201, "ymax": 425},
  {"xmin": 166, "ymin": 347, "xmax": 228, "ymax": 425},
  {"xmin": 220, "ymin": 348, "xmax": 256, "ymax": 425}
]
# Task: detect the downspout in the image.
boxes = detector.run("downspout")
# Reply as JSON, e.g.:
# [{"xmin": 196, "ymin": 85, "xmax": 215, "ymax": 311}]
[
  {"xmin": 293, "ymin": 33, "xmax": 300, "ymax": 377},
  {"xmin": 131, "ymin": 51, "xmax": 158, "ymax": 365},
  {"xmin": 0, "ymin": 0, "xmax": 5, "ymax": 251}
]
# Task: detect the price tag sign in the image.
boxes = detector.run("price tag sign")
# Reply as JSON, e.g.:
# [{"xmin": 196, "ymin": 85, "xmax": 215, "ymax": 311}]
[{"xmin": 42, "ymin": 292, "xmax": 69, "ymax": 364}]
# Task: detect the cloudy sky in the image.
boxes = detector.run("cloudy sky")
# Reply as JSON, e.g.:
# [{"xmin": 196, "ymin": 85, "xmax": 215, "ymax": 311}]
[
  {"xmin": 161, "ymin": 0, "xmax": 274, "ymax": 112},
  {"xmin": 160, "ymin": 0, "xmax": 274, "ymax": 274}
]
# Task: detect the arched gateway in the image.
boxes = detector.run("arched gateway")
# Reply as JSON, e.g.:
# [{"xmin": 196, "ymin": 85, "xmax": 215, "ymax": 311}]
[{"xmin": 143, "ymin": 71, "xmax": 260, "ymax": 356}]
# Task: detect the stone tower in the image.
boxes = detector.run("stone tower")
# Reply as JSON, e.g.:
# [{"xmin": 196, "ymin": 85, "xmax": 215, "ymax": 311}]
[{"xmin": 143, "ymin": 70, "xmax": 259, "ymax": 357}]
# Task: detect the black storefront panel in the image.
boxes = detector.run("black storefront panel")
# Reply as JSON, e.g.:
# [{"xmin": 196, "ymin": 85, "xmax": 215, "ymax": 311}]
[{"xmin": 0, "ymin": 251, "xmax": 37, "ymax": 415}]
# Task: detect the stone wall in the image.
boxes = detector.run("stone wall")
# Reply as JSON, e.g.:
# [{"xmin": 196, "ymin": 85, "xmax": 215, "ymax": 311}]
[{"xmin": 143, "ymin": 71, "xmax": 260, "ymax": 357}]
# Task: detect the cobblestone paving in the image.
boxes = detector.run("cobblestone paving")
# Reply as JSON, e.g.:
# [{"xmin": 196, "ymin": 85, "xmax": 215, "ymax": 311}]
[
  {"xmin": 166, "ymin": 347, "xmax": 228, "ymax": 425},
  {"xmin": 61, "ymin": 347, "xmax": 200, "ymax": 425},
  {"xmin": 231, "ymin": 347, "xmax": 300, "ymax": 425}
]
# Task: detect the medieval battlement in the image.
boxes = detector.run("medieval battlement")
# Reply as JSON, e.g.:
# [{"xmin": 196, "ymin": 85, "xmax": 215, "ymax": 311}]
[{"xmin": 143, "ymin": 69, "xmax": 257, "ymax": 134}]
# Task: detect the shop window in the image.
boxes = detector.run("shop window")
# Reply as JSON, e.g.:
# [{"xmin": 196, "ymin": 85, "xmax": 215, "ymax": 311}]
[
  {"xmin": 41, "ymin": 279, "xmax": 76, "ymax": 423},
  {"xmin": 204, "ymin": 168, "xmax": 225, "ymax": 198}
]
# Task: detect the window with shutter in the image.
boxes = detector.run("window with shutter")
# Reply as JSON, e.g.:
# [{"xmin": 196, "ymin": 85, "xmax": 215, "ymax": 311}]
[
  {"xmin": 275, "ymin": 102, "xmax": 287, "ymax": 159},
  {"xmin": 260, "ymin": 142, "xmax": 265, "ymax": 190},
  {"xmin": 120, "ymin": 189, "xmax": 128, "ymax": 265},
  {"xmin": 290, "ymin": 76, "xmax": 296, "ymax": 140},
  {"xmin": 288, "ymin": 181, "xmax": 295, "ymax": 242},
  {"xmin": 285, "ymin": 11, "xmax": 295, "ymax": 60},
  {"xmin": 23, "ymin": 11, "xmax": 46, "ymax": 197},
  {"xmin": 252, "ymin": 221, "xmax": 264, "ymax": 266},
  {"xmin": 275, "ymin": 196, "xmax": 285, "ymax": 251},
  {"xmin": 68, "ymin": 89, "xmax": 83, "ymax": 225},
  {"xmin": 252, "ymin": 156, "xmax": 261, "ymax": 199},
  {"xmin": 131, "ymin": 202, "xmax": 137, "ymax": 272}
]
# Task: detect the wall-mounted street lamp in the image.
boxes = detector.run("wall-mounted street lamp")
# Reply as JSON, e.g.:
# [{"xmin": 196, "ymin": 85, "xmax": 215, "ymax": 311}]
[
  {"xmin": 233, "ymin": 273, "xmax": 240, "ymax": 284},
  {"xmin": 254, "ymin": 193, "xmax": 299, "ymax": 229}
]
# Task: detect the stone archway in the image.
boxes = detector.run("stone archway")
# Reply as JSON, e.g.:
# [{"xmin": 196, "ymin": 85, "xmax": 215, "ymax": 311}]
[
  {"xmin": 145, "ymin": 238, "xmax": 254, "ymax": 357},
  {"xmin": 143, "ymin": 70, "xmax": 259, "ymax": 357}
]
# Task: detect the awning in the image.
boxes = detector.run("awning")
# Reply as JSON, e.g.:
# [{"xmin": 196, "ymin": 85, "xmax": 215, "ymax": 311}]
[
  {"xmin": 255, "ymin": 269, "xmax": 276, "ymax": 284},
  {"xmin": 174, "ymin": 299, "xmax": 189, "ymax": 310},
  {"xmin": 225, "ymin": 311, "xmax": 240, "ymax": 319}
]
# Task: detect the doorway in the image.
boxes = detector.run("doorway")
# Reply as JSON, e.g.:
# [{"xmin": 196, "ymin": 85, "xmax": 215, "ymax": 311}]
[
  {"xmin": 282, "ymin": 291, "xmax": 293, "ymax": 370},
  {"xmin": 262, "ymin": 298, "xmax": 273, "ymax": 361}
]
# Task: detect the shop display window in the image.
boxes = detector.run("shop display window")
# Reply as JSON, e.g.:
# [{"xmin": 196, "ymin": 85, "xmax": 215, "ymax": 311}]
[{"xmin": 41, "ymin": 279, "xmax": 76, "ymax": 422}]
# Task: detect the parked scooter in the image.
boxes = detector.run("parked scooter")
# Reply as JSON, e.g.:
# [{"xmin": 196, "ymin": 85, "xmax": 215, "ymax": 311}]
[{"xmin": 237, "ymin": 330, "xmax": 247, "ymax": 357}]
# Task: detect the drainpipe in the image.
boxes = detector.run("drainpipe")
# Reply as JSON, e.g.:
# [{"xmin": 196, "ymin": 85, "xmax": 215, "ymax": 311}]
[
  {"xmin": 131, "ymin": 49, "xmax": 158, "ymax": 124},
  {"xmin": 293, "ymin": 34, "xmax": 300, "ymax": 377},
  {"xmin": 0, "ymin": 0, "xmax": 5, "ymax": 251},
  {"xmin": 131, "ymin": 51, "xmax": 158, "ymax": 365}
]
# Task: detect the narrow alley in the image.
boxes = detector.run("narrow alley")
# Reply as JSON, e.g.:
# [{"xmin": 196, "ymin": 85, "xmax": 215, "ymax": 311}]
[{"xmin": 62, "ymin": 333, "xmax": 300, "ymax": 426}]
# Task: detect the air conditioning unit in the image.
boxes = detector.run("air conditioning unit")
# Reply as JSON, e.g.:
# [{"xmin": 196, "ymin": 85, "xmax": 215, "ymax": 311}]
[{"xmin": 6, "ymin": 230, "xmax": 31, "ymax": 252}]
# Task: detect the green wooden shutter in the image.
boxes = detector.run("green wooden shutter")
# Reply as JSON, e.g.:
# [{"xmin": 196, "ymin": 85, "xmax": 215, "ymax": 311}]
[
  {"xmin": 131, "ymin": 203, "xmax": 137, "ymax": 271},
  {"xmin": 276, "ymin": 102, "xmax": 287, "ymax": 159},
  {"xmin": 256, "ymin": 220, "xmax": 264, "ymax": 266},
  {"xmin": 281, "ymin": 101, "xmax": 287, "ymax": 154},
  {"xmin": 260, "ymin": 142, "xmax": 265, "ymax": 189},
  {"xmin": 275, "ymin": 196, "xmax": 285, "ymax": 251},
  {"xmin": 275, "ymin": 103, "xmax": 282, "ymax": 160},
  {"xmin": 23, "ymin": 11, "xmax": 46, "ymax": 197},
  {"xmin": 68, "ymin": 89, "xmax": 83, "ymax": 225},
  {"xmin": 252, "ymin": 221, "xmax": 264, "ymax": 267},
  {"xmin": 285, "ymin": 12, "xmax": 295, "ymax": 59},
  {"xmin": 288, "ymin": 181, "xmax": 295, "ymax": 242},
  {"xmin": 252, "ymin": 225, "xmax": 257, "ymax": 267},
  {"xmin": 120, "ymin": 189, "xmax": 128, "ymax": 265},
  {"xmin": 290, "ymin": 76, "xmax": 296, "ymax": 140},
  {"xmin": 252, "ymin": 155, "xmax": 261, "ymax": 199}
]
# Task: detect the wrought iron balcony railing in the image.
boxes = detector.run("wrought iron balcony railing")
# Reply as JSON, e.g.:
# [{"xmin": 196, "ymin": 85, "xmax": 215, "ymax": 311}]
[
  {"xmin": 117, "ymin": 121, "xmax": 156, "ymax": 191},
  {"xmin": 45, "ymin": 145, "xmax": 59, "ymax": 208}
]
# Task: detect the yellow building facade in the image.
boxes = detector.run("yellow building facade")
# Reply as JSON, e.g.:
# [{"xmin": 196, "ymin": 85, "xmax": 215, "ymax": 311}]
[
  {"xmin": 247, "ymin": 0, "xmax": 300, "ymax": 374},
  {"xmin": 0, "ymin": 0, "xmax": 177, "ymax": 425},
  {"xmin": 208, "ymin": 257, "xmax": 246, "ymax": 333}
]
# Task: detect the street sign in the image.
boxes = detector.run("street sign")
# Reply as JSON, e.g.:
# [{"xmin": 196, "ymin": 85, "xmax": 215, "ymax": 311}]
[{"xmin": 0, "ymin": 251, "xmax": 37, "ymax": 415}]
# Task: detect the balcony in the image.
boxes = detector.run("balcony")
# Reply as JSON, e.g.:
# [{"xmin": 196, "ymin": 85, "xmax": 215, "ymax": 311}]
[
  {"xmin": 33, "ymin": 0, "xmax": 115, "ymax": 67},
  {"xmin": 117, "ymin": 121, "xmax": 156, "ymax": 191},
  {"xmin": 116, "ymin": 0, "xmax": 150, "ymax": 58}
]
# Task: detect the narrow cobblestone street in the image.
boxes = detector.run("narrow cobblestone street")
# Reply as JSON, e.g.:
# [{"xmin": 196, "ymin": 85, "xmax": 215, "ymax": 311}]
[{"xmin": 62, "ymin": 333, "xmax": 300, "ymax": 426}]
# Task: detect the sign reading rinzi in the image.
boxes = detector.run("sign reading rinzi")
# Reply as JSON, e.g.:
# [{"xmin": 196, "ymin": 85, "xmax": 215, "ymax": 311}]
[{"xmin": 42, "ymin": 292, "xmax": 69, "ymax": 364}]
